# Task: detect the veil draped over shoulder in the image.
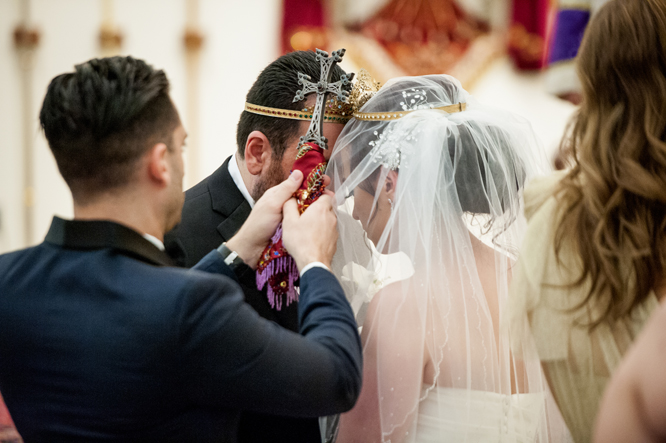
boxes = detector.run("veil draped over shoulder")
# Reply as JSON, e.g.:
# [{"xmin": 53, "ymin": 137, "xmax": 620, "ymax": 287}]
[{"xmin": 327, "ymin": 75, "xmax": 563, "ymax": 442}]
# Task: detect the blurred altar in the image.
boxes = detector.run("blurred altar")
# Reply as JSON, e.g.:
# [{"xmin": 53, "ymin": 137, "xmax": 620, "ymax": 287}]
[{"xmin": 0, "ymin": 0, "xmax": 578, "ymax": 254}]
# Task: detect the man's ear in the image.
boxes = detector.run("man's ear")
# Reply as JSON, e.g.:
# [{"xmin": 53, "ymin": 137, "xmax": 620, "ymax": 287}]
[
  {"xmin": 147, "ymin": 142, "xmax": 170, "ymax": 188},
  {"xmin": 385, "ymin": 169, "xmax": 398, "ymax": 199},
  {"xmin": 244, "ymin": 131, "xmax": 272, "ymax": 176}
]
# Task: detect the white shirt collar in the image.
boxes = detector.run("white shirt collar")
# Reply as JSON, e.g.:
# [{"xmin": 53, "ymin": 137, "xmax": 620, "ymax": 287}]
[
  {"xmin": 228, "ymin": 154, "xmax": 255, "ymax": 208},
  {"xmin": 142, "ymin": 233, "xmax": 165, "ymax": 251}
]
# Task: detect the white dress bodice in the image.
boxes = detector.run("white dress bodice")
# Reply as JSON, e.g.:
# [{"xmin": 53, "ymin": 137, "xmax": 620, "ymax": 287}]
[{"xmin": 414, "ymin": 387, "xmax": 543, "ymax": 443}]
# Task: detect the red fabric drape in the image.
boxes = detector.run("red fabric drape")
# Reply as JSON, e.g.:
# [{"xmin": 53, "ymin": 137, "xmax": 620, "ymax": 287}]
[
  {"xmin": 0, "ymin": 393, "xmax": 14, "ymax": 427},
  {"xmin": 509, "ymin": 0, "xmax": 552, "ymax": 70},
  {"xmin": 281, "ymin": 0, "xmax": 328, "ymax": 53},
  {"xmin": 0, "ymin": 392, "xmax": 21, "ymax": 442},
  {"xmin": 256, "ymin": 144, "xmax": 328, "ymax": 311}
]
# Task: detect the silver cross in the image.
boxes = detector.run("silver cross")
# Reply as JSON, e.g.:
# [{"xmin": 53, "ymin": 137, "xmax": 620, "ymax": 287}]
[{"xmin": 293, "ymin": 48, "xmax": 354, "ymax": 150}]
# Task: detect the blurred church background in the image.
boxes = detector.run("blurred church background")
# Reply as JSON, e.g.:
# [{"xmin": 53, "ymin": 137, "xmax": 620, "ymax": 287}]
[{"xmin": 0, "ymin": 0, "xmax": 578, "ymax": 255}]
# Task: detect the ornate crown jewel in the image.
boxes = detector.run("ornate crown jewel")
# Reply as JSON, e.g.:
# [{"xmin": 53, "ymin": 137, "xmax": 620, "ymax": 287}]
[
  {"xmin": 244, "ymin": 69, "xmax": 382, "ymax": 124},
  {"xmin": 368, "ymin": 126, "xmax": 420, "ymax": 171},
  {"xmin": 348, "ymin": 69, "xmax": 381, "ymax": 112},
  {"xmin": 366, "ymin": 88, "xmax": 468, "ymax": 170}
]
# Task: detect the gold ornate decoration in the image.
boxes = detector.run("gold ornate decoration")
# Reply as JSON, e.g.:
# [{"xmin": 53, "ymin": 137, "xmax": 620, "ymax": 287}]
[
  {"xmin": 99, "ymin": 0, "xmax": 122, "ymax": 56},
  {"xmin": 13, "ymin": 25, "xmax": 40, "ymax": 49},
  {"xmin": 14, "ymin": 0, "xmax": 41, "ymax": 247},
  {"xmin": 244, "ymin": 99, "xmax": 354, "ymax": 123},
  {"xmin": 353, "ymin": 102, "xmax": 467, "ymax": 121},
  {"xmin": 289, "ymin": 27, "xmax": 328, "ymax": 52},
  {"xmin": 99, "ymin": 27, "xmax": 123, "ymax": 52},
  {"xmin": 183, "ymin": 0, "xmax": 205, "ymax": 187},
  {"xmin": 184, "ymin": 29, "xmax": 204, "ymax": 51},
  {"xmin": 244, "ymin": 68, "xmax": 383, "ymax": 124},
  {"xmin": 348, "ymin": 69, "xmax": 381, "ymax": 111}
]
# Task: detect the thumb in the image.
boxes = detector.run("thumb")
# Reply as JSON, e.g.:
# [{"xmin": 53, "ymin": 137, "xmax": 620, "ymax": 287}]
[
  {"xmin": 282, "ymin": 198, "xmax": 299, "ymax": 225},
  {"xmin": 269, "ymin": 169, "xmax": 303, "ymax": 206},
  {"xmin": 270, "ymin": 170, "xmax": 303, "ymax": 204}
]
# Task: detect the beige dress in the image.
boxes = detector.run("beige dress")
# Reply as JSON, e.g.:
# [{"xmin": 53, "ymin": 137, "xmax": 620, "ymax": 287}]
[{"xmin": 508, "ymin": 171, "xmax": 659, "ymax": 443}]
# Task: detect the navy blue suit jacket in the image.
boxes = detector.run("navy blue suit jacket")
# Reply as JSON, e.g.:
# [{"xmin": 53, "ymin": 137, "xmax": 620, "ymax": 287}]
[
  {"xmin": 0, "ymin": 217, "xmax": 362, "ymax": 442},
  {"xmin": 164, "ymin": 158, "xmax": 321, "ymax": 442}
]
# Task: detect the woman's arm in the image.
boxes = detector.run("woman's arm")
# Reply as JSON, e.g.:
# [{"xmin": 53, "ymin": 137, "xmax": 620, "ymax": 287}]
[{"xmin": 594, "ymin": 301, "xmax": 666, "ymax": 443}]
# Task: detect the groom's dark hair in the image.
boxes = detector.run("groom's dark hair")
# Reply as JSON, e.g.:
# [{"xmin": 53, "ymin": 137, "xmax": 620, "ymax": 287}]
[{"xmin": 236, "ymin": 51, "xmax": 346, "ymax": 161}]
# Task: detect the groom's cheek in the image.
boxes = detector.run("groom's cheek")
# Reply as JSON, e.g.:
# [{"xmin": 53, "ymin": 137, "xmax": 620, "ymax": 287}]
[{"xmin": 322, "ymin": 123, "xmax": 346, "ymax": 160}]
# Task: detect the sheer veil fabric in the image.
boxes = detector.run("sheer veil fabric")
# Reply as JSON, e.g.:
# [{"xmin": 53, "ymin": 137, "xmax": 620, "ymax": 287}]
[{"xmin": 328, "ymin": 75, "xmax": 562, "ymax": 442}]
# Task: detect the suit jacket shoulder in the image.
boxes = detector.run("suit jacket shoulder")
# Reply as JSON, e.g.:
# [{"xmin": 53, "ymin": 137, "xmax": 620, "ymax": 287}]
[{"xmin": 165, "ymin": 156, "xmax": 252, "ymax": 268}]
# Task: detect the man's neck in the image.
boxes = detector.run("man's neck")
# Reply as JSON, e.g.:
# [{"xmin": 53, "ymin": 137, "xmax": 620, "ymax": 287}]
[
  {"xmin": 73, "ymin": 192, "xmax": 166, "ymax": 241},
  {"xmin": 233, "ymin": 153, "xmax": 257, "ymax": 204}
]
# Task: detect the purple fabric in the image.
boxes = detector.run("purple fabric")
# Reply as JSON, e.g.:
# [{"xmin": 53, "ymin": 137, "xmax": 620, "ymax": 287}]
[
  {"xmin": 256, "ymin": 225, "xmax": 300, "ymax": 311},
  {"xmin": 548, "ymin": 9, "xmax": 591, "ymax": 64},
  {"xmin": 256, "ymin": 255, "xmax": 299, "ymax": 311}
]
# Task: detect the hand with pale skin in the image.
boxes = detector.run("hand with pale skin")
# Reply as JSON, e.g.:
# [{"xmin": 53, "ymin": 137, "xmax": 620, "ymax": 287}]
[
  {"xmin": 226, "ymin": 170, "xmax": 304, "ymax": 268},
  {"xmin": 226, "ymin": 170, "xmax": 336, "ymax": 271},
  {"xmin": 282, "ymin": 191, "xmax": 338, "ymax": 271}
]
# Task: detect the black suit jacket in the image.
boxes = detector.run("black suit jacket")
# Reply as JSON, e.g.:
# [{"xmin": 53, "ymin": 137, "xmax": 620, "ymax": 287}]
[
  {"xmin": 165, "ymin": 157, "xmax": 319, "ymax": 442},
  {"xmin": 165, "ymin": 157, "xmax": 299, "ymax": 332},
  {"xmin": 0, "ymin": 217, "xmax": 362, "ymax": 443}
]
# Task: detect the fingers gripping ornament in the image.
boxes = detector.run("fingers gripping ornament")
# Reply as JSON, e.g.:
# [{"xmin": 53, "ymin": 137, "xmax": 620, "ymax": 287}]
[{"xmin": 256, "ymin": 49, "xmax": 355, "ymax": 310}]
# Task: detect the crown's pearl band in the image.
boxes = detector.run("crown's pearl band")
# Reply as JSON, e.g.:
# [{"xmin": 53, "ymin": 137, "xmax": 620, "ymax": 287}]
[
  {"xmin": 244, "ymin": 103, "xmax": 353, "ymax": 122},
  {"xmin": 352, "ymin": 102, "xmax": 467, "ymax": 121},
  {"xmin": 244, "ymin": 102, "xmax": 467, "ymax": 123}
]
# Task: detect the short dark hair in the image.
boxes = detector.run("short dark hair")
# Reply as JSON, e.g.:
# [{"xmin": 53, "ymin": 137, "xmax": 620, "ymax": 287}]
[
  {"xmin": 236, "ymin": 51, "xmax": 346, "ymax": 160},
  {"xmin": 39, "ymin": 56, "xmax": 180, "ymax": 200}
]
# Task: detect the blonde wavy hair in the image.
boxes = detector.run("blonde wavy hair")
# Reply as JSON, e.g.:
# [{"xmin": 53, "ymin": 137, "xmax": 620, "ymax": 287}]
[{"xmin": 555, "ymin": 0, "xmax": 666, "ymax": 326}]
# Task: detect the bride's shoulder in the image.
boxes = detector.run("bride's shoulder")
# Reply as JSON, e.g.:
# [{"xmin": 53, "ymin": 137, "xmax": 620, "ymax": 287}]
[
  {"xmin": 364, "ymin": 280, "xmax": 417, "ymax": 320},
  {"xmin": 360, "ymin": 280, "xmax": 422, "ymax": 343},
  {"xmin": 369, "ymin": 280, "xmax": 409, "ymax": 308},
  {"xmin": 523, "ymin": 170, "xmax": 569, "ymax": 221}
]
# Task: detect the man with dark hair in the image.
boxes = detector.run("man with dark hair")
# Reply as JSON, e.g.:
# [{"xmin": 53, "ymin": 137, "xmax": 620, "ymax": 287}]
[
  {"xmin": 0, "ymin": 56, "xmax": 362, "ymax": 442},
  {"xmin": 165, "ymin": 51, "xmax": 351, "ymax": 443}
]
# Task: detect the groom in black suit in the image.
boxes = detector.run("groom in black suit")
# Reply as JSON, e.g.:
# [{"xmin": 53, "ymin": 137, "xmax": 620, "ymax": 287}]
[
  {"xmin": 165, "ymin": 51, "xmax": 349, "ymax": 443},
  {"xmin": 0, "ymin": 56, "xmax": 361, "ymax": 442}
]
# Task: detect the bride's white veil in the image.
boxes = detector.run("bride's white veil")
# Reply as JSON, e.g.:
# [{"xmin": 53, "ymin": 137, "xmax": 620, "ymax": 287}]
[{"xmin": 328, "ymin": 75, "xmax": 558, "ymax": 442}]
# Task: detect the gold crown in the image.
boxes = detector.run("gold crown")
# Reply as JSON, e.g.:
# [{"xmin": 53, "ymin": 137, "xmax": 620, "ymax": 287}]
[
  {"xmin": 348, "ymin": 69, "xmax": 381, "ymax": 112},
  {"xmin": 353, "ymin": 102, "xmax": 467, "ymax": 121},
  {"xmin": 348, "ymin": 71, "xmax": 468, "ymax": 120},
  {"xmin": 244, "ymin": 69, "xmax": 382, "ymax": 124},
  {"xmin": 244, "ymin": 96, "xmax": 354, "ymax": 123}
]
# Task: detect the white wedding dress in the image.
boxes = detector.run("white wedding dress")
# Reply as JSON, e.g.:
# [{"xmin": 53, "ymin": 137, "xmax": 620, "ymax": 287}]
[
  {"xmin": 414, "ymin": 387, "xmax": 543, "ymax": 443},
  {"xmin": 329, "ymin": 74, "xmax": 555, "ymax": 443}
]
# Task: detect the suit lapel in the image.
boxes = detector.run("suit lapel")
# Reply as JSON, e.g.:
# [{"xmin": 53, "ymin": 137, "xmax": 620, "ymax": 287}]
[
  {"xmin": 216, "ymin": 203, "xmax": 252, "ymax": 241},
  {"xmin": 45, "ymin": 216, "xmax": 174, "ymax": 267},
  {"xmin": 208, "ymin": 156, "xmax": 253, "ymax": 242}
]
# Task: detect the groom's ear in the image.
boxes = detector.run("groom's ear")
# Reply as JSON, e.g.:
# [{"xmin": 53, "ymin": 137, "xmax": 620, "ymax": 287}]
[{"xmin": 245, "ymin": 131, "xmax": 272, "ymax": 176}]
